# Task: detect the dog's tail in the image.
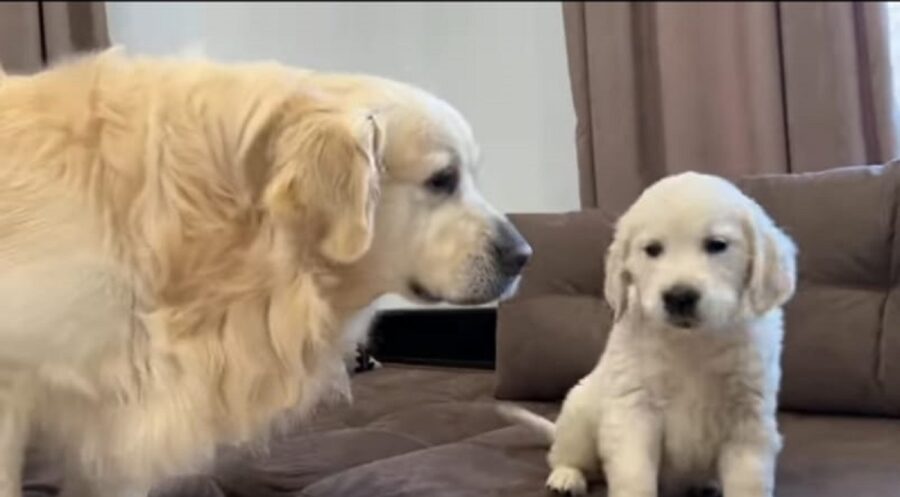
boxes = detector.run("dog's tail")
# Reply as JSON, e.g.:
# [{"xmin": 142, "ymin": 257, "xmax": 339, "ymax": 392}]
[{"xmin": 496, "ymin": 403, "xmax": 555, "ymax": 444}]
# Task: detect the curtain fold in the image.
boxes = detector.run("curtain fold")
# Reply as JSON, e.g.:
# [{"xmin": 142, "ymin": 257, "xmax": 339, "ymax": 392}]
[
  {"xmin": 564, "ymin": 2, "xmax": 899, "ymax": 217},
  {"xmin": 780, "ymin": 3, "xmax": 897, "ymax": 171},
  {"xmin": 0, "ymin": 1, "xmax": 109, "ymax": 74}
]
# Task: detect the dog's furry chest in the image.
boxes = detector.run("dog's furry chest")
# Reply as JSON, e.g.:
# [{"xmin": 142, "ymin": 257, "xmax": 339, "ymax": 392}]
[
  {"xmin": 31, "ymin": 342, "xmax": 351, "ymax": 485},
  {"xmin": 6, "ymin": 258, "xmax": 355, "ymax": 486}
]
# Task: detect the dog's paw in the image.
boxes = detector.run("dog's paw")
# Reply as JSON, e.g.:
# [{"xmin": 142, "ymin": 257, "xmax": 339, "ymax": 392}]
[{"xmin": 546, "ymin": 466, "xmax": 587, "ymax": 495}]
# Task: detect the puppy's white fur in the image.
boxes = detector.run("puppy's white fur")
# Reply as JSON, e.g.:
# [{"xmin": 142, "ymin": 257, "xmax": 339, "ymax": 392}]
[
  {"xmin": 503, "ymin": 172, "xmax": 797, "ymax": 497},
  {"xmin": 0, "ymin": 49, "xmax": 527, "ymax": 497}
]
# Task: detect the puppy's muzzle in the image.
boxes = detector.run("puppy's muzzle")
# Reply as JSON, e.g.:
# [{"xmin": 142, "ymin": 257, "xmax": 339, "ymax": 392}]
[{"xmin": 662, "ymin": 284, "xmax": 700, "ymax": 325}]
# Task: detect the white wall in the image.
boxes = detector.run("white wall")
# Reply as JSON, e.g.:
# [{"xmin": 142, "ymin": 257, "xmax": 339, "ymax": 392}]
[{"xmin": 106, "ymin": 1, "xmax": 579, "ymax": 309}]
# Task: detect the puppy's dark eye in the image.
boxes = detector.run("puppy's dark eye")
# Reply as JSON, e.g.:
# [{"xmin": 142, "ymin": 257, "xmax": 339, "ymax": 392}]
[
  {"xmin": 644, "ymin": 241, "xmax": 664, "ymax": 258},
  {"xmin": 424, "ymin": 167, "xmax": 459, "ymax": 195},
  {"xmin": 704, "ymin": 238, "xmax": 729, "ymax": 254}
]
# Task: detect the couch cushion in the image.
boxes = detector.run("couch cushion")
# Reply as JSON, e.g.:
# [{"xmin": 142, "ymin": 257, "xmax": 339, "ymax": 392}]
[
  {"xmin": 737, "ymin": 165, "xmax": 900, "ymax": 416},
  {"xmin": 776, "ymin": 413, "xmax": 900, "ymax": 497},
  {"xmin": 300, "ymin": 427, "xmax": 553, "ymax": 497},
  {"xmin": 136, "ymin": 366, "xmax": 900, "ymax": 497},
  {"xmin": 300, "ymin": 413, "xmax": 900, "ymax": 497},
  {"xmin": 504, "ymin": 210, "xmax": 612, "ymax": 301},
  {"xmin": 496, "ymin": 163, "xmax": 900, "ymax": 417},
  {"xmin": 496, "ymin": 294, "xmax": 611, "ymax": 401},
  {"xmin": 202, "ymin": 366, "xmax": 514, "ymax": 497},
  {"xmin": 495, "ymin": 211, "xmax": 614, "ymax": 401}
]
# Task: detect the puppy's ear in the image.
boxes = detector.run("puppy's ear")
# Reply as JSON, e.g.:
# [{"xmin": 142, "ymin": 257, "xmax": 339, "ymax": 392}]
[
  {"xmin": 265, "ymin": 108, "xmax": 384, "ymax": 264},
  {"xmin": 743, "ymin": 202, "xmax": 798, "ymax": 316},
  {"xmin": 604, "ymin": 226, "xmax": 632, "ymax": 322}
]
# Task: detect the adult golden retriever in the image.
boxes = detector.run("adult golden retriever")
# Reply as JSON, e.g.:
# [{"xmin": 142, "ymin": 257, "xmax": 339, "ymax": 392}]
[{"xmin": 0, "ymin": 49, "xmax": 531, "ymax": 497}]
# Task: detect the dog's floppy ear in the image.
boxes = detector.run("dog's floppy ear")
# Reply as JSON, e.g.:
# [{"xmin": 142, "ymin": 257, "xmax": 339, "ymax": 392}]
[
  {"xmin": 743, "ymin": 201, "xmax": 798, "ymax": 316},
  {"xmin": 604, "ymin": 225, "xmax": 632, "ymax": 322},
  {"xmin": 265, "ymin": 107, "xmax": 384, "ymax": 264}
]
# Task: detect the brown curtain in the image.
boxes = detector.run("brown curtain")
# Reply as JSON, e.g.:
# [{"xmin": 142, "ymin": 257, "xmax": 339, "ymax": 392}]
[
  {"xmin": 564, "ymin": 2, "xmax": 899, "ymax": 217},
  {"xmin": 0, "ymin": 1, "xmax": 109, "ymax": 74}
]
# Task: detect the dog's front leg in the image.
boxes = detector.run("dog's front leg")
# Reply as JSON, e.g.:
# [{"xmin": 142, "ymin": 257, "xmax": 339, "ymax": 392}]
[
  {"xmin": 718, "ymin": 416, "xmax": 780, "ymax": 497},
  {"xmin": 0, "ymin": 389, "xmax": 28, "ymax": 497},
  {"xmin": 60, "ymin": 469, "xmax": 149, "ymax": 497},
  {"xmin": 600, "ymin": 407, "xmax": 661, "ymax": 497}
]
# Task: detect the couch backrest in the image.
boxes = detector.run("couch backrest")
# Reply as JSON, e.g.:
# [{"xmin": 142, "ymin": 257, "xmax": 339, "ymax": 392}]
[{"xmin": 496, "ymin": 163, "xmax": 900, "ymax": 417}]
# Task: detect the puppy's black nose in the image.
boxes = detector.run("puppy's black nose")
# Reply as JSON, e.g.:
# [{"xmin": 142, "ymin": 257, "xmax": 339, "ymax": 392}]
[
  {"xmin": 663, "ymin": 285, "xmax": 700, "ymax": 317},
  {"xmin": 493, "ymin": 221, "xmax": 532, "ymax": 276}
]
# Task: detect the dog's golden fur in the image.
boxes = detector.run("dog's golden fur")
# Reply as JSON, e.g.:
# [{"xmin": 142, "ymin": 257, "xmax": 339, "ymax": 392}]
[
  {"xmin": 0, "ymin": 49, "xmax": 528, "ymax": 497},
  {"xmin": 0, "ymin": 49, "xmax": 380, "ymax": 493}
]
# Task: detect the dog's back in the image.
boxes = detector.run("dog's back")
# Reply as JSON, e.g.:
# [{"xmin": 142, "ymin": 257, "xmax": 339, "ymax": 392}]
[{"xmin": 0, "ymin": 51, "xmax": 352, "ymax": 495}]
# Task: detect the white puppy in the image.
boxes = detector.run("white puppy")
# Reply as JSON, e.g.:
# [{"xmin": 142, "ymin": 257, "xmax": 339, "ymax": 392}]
[{"xmin": 502, "ymin": 172, "xmax": 797, "ymax": 497}]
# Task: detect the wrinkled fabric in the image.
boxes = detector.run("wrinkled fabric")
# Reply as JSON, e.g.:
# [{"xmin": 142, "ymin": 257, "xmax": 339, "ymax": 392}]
[
  {"xmin": 0, "ymin": 2, "xmax": 109, "ymax": 74},
  {"xmin": 564, "ymin": 2, "xmax": 898, "ymax": 219}
]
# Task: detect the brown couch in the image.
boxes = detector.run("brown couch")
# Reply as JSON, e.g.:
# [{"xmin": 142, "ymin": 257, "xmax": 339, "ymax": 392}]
[{"xmin": 24, "ymin": 164, "xmax": 900, "ymax": 496}]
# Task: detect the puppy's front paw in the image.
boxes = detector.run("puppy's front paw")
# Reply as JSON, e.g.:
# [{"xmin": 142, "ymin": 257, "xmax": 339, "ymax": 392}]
[{"xmin": 546, "ymin": 466, "xmax": 587, "ymax": 495}]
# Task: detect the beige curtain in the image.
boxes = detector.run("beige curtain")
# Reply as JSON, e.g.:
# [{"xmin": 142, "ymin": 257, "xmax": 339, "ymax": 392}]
[
  {"xmin": 564, "ymin": 2, "xmax": 899, "ymax": 216},
  {"xmin": 0, "ymin": 1, "xmax": 109, "ymax": 74}
]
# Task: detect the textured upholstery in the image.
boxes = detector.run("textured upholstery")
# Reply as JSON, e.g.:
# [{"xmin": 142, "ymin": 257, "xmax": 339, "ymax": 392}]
[{"xmin": 497, "ymin": 163, "xmax": 900, "ymax": 418}]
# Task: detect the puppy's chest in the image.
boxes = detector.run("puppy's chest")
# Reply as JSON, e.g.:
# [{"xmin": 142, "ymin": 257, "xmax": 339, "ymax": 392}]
[
  {"xmin": 640, "ymin": 339, "xmax": 760, "ymax": 472},
  {"xmin": 645, "ymin": 355, "xmax": 732, "ymax": 408},
  {"xmin": 640, "ymin": 334, "xmax": 758, "ymax": 406}
]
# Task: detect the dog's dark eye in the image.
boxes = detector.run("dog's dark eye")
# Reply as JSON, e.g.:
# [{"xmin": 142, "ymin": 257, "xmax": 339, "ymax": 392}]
[
  {"xmin": 424, "ymin": 167, "xmax": 459, "ymax": 195},
  {"xmin": 644, "ymin": 241, "xmax": 664, "ymax": 258},
  {"xmin": 704, "ymin": 238, "xmax": 729, "ymax": 254}
]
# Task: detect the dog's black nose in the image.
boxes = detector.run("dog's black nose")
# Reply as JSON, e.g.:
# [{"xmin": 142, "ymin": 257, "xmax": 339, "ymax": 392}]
[
  {"xmin": 663, "ymin": 285, "xmax": 700, "ymax": 317},
  {"xmin": 500, "ymin": 243, "xmax": 532, "ymax": 275},
  {"xmin": 493, "ymin": 222, "xmax": 532, "ymax": 276}
]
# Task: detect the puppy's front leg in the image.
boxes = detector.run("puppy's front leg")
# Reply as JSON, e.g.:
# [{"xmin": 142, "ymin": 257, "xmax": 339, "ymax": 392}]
[
  {"xmin": 601, "ymin": 408, "xmax": 661, "ymax": 497},
  {"xmin": 718, "ymin": 417, "xmax": 780, "ymax": 497},
  {"xmin": 546, "ymin": 397, "xmax": 598, "ymax": 496}
]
